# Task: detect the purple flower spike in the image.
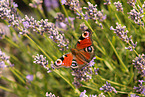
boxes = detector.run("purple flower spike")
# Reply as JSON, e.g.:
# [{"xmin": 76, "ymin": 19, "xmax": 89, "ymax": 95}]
[
  {"xmin": 80, "ymin": 90, "xmax": 98, "ymax": 97},
  {"xmin": 133, "ymin": 54, "xmax": 145, "ymax": 77},
  {"xmin": 80, "ymin": 90, "xmax": 87, "ymax": 97},
  {"xmin": 114, "ymin": 1, "xmax": 123, "ymax": 12},
  {"xmin": 23, "ymin": 21, "xmax": 30, "ymax": 28},
  {"xmin": 100, "ymin": 81, "xmax": 117, "ymax": 93},
  {"xmin": 130, "ymin": 94, "xmax": 140, "ymax": 97},
  {"xmin": 83, "ymin": 2, "xmax": 106, "ymax": 28},
  {"xmin": 133, "ymin": 80, "xmax": 145, "ymax": 95},
  {"xmin": 33, "ymin": 54, "xmax": 52, "ymax": 73},
  {"xmin": 0, "ymin": 61, "xmax": 6, "ymax": 68},
  {"xmin": 104, "ymin": 0, "xmax": 111, "ymax": 5},
  {"xmin": 0, "ymin": 49, "xmax": 14, "ymax": 69},
  {"xmin": 127, "ymin": 0, "xmax": 136, "ymax": 6},
  {"xmin": 46, "ymin": 92, "xmax": 57, "ymax": 97},
  {"xmin": 88, "ymin": 57, "xmax": 96, "ymax": 67},
  {"xmin": 111, "ymin": 23, "xmax": 137, "ymax": 51},
  {"xmin": 127, "ymin": 4, "xmax": 144, "ymax": 26}
]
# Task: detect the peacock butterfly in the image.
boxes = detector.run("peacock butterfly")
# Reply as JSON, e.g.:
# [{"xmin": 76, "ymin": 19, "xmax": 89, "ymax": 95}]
[{"xmin": 54, "ymin": 29, "xmax": 95, "ymax": 68}]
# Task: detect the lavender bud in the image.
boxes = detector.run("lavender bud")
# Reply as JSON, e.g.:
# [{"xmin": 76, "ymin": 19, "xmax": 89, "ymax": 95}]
[
  {"xmin": 104, "ymin": 0, "xmax": 111, "ymax": 5},
  {"xmin": 133, "ymin": 80, "xmax": 145, "ymax": 95},
  {"xmin": 100, "ymin": 81, "xmax": 117, "ymax": 93}
]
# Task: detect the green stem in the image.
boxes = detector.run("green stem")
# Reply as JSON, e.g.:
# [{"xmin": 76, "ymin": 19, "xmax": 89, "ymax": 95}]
[
  {"xmin": 106, "ymin": 35, "xmax": 129, "ymax": 73},
  {"xmin": 24, "ymin": 34, "xmax": 53, "ymax": 61},
  {"xmin": 5, "ymin": 38, "xmax": 19, "ymax": 48},
  {"xmin": 54, "ymin": 70, "xmax": 80, "ymax": 94},
  {"xmin": 9, "ymin": 67, "xmax": 25, "ymax": 84},
  {"xmin": 0, "ymin": 86, "xmax": 13, "ymax": 92}
]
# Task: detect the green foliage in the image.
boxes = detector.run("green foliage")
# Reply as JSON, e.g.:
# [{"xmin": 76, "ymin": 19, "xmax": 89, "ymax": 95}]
[{"xmin": 0, "ymin": 0, "xmax": 145, "ymax": 97}]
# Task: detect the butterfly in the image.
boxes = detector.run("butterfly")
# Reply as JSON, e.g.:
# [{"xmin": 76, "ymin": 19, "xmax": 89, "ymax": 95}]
[{"xmin": 54, "ymin": 29, "xmax": 95, "ymax": 68}]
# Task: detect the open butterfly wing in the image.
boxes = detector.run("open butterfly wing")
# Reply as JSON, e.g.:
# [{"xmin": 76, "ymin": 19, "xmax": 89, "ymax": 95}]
[
  {"xmin": 54, "ymin": 53, "xmax": 73, "ymax": 68},
  {"xmin": 71, "ymin": 29, "xmax": 95, "ymax": 67},
  {"xmin": 71, "ymin": 47, "xmax": 95, "ymax": 67},
  {"xmin": 76, "ymin": 29, "xmax": 93, "ymax": 49},
  {"xmin": 76, "ymin": 38, "xmax": 92, "ymax": 49},
  {"xmin": 54, "ymin": 29, "xmax": 95, "ymax": 68}
]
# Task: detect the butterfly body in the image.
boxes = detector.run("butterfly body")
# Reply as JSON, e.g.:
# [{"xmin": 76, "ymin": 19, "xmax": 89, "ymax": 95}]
[{"xmin": 54, "ymin": 29, "xmax": 95, "ymax": 68}]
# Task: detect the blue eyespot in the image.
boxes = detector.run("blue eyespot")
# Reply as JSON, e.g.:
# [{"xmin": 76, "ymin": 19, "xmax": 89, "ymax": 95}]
[
  {"xmin": 71, "ymin": 61, "xmax": 78, "ymax": 68},
  {"xmin": 84, "ymin": 46, "xmax": 94, "ymax": 53}
]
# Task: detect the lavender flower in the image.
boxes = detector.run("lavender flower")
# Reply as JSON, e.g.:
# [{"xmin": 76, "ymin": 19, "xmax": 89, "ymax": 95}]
[
  {"xmin": 84, "ymin": 2, "xmax": 107, "ymax": 22},
  {"xmin": 55, "ymin": 12, "xmax": 65, "ymax": 22},
  {"xmin": 80, "ymin": 90, "xmax": 98, "ymax": 97},
  {"xmin": 71, "ymin": 59, "xmax": 98, "ymax": 88},
  {"xmin": 20, "ymin": 15, "xmax": 69, "ymax": 50},
  {"xmin": 130, "ymin": 94, "xmax": 140, "ymax": 97},
  {"xmin": 66, "ymin": 0, "xmax": 82, "ymax": 13},
  {"xmin": 55, "ymin": 12, "xmax": 75, "ymax": 30},
  {"xmin": 100, "ymin": 81, "xmax": 117, "ymax": 93},
  {"xmin": 0, "ymin": 49, "xmax": 14, "ymax": 73},
  {"xmin": 0, "ymin": 20, "xmax": 10, "ymax": 39},
  {"xmin": 89, "ymin": 57, "xmax": 96, "ymax": 67},
  {"xmin": 0, "ymin": 0, "xmax": 69, "ymax": 50},
  {"xmin": 83, "ymin": 2, "xmax": 98, "ymax": 20},
  {"xmin": 46, "ymin": 92, "xmax": 57, "ymax": 97},
  {"xmin": 104, "ymin": 0, "xmax": 111, "ymax": 5},
  {"xmin": 64, "ymin": 17, "xmax": 75, "ymax": 29},
  {"xmin": 132, "ymin": 54, "xmax": 145, "ymax": 77},
  {"xmin": 33, "ymin": 54, "xmax": 52, "ymax": 73},
  {"xmin": 96, "ymin": 10, "xmax": 107, "ymax": 22},
  {"xmin": 80, "ymin": 23, "xmax": 88, "ymax": 31},
  {"xmin": 110, "ymin": 23, "xmax": 137, "ymax": 51},
  {"xmin": 0, "ymin": 49, "xmax": 13, "ymax": 67},
  {"xmin": 114, "ymin": 1, "xmax": 123, "ymax": 12},
  {"xmin": 54, "ymin": 13, "xmax": 75, "ymax": 38},
  {"xmin": 80, "ymin": 90, "xmax": 88, "ymax": 97},
  {"xmin": 127, "ymin": 0, "xmax": 136, "ymax": 6},
  {"xmin": 133, "ymin": 80, "xmax": 145, "ymax": 95},
  {"xmin": 29, "ymin": 0, "xmax": 43, "ymax": 8},
  {"xmin": 98, "ymin": 93, "xmax": 105, "ymax": 97},
  {"xmin": 44, "ymin": 0, "xmax": 59, "ymax": 11},
  {"xmin": 61, "ymin": 0, "xmax": 66, "ymax": 5},
  {"xmin": 0, "ymin": 0, "xmax": 20, "ymax": 27},
  {"xmin": 26, "ymin": 75, "xmax": 34, "ymax": 81},
  {"xmin": 62, "ymin": 1, "xmax": 106, "ymax": 28},
  {"xmin": 0, "ymin": 61, "xmax": 6, "ymax": 69},
  {"xmin": 72, "ymin": 67, "xmax": 93, "ymax": 88},
  {"xmin": 127, "ymin": 5, "xmax": 144, "ymax": 26},
  {"xmin": 83, "ymin": 2, "xmax": 106, "ymax": 28}
]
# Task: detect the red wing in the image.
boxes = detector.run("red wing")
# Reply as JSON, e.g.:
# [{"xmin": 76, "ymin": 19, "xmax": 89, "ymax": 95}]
[
  {"xmin": 76, "ymin": 29, "xmax": 93, "ymax": 50},
  {"xmin": 71, "ymin": 46, "xmax": 95, "ymax": 68},
  {"xmin": 76, "ymin": 38, "xmax": 92, "ymax": 49},
  {"xmin": 54, "ymin": 53, "xmax": 73, "ymax": 68},
  {"xmin": 75, "ymin": 50, "xmax": 93, "ymax": 65}
]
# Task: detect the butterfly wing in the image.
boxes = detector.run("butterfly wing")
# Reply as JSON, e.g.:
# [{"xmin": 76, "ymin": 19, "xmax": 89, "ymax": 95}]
[
  {"xmin": 54, "ymin": 53, "xmax": 73, "ymax": 68},
  {"xmin": 54, "ymin": 29, "xmax": 95, "ymax": 68},
  {"xmin": 71, "ymin": 29, "xmax": 95, "ymax": 68},
  {"xmin": 76, "ymin": 29, "xmax": 93, "ymax": 50}
]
